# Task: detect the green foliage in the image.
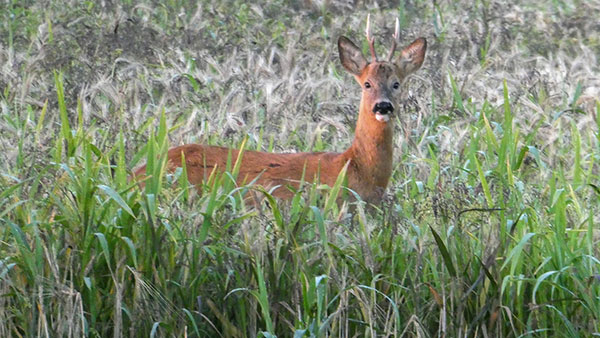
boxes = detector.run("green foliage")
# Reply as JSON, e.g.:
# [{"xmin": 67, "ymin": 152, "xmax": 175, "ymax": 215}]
[{"xmin": 1, "ymin": 0, "xmax": 599, "ymax": 337}]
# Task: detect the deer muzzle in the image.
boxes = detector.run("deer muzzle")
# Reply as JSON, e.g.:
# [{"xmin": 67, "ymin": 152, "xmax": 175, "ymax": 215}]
[{"xmin": 373, "ymin": 101, "xmax": 394, "ymax": 122}]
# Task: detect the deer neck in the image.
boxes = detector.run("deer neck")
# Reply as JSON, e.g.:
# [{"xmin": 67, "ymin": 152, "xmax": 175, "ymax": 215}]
[{"xmin": 344, "ymin": 98, "xmax": 394, "ymax": 188}]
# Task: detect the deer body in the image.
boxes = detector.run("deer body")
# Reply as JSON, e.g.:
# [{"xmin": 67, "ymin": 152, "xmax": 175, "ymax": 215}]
[
  {"xmin": 135, "ymin": 18, "xmax": 426, "ymax": 204},
  {"xmin": 162, "ymin": 144, "xmax": 346, "ymax": 200}
]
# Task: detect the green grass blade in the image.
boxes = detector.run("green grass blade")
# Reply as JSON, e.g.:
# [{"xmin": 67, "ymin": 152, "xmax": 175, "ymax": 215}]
[
  {"xmin": 429, "ymin": 226, "xmax": 456, "ymax": 278},
  {"xmin": 54, "ymin": 71, "xmax": 74, "ymax": 157},
  {"xmin": 97, "ymin": 184, "xmax": 135, "ymax": 218},
  {"xmin": 323, "ymin": 160, "xmax": 349, "ymax": 215},
  {"xmin": 34, "ymin": 99, "xmax": 48, "ymax": 144},
  {"xmin": 94, "ymin": 232, "xmax": 112, "ymax": 268},
  {"xmin": 472, "ymin": 153, "xmax": 493, "ymax": 208},
  {"xmin": 254, "ymin": 259, "xmax": 274, "ymax": 333},
  {"xmin": 178, "ymin": 152, "xmax": 190, "ymax": 202},
  {"xmin": 448, "ymin": 70, "xmax": 465, "ymax": 114},
  {"xmin": 120, "ymin": 236, "xmax": 138, "ymax": 267},
  {"xmin": 500, "ymin": 232, "xmax": 535, "ymax": 274},
  {"xmin": 571, "ymin": 122, "xmax": 582, "ymax": 188}
]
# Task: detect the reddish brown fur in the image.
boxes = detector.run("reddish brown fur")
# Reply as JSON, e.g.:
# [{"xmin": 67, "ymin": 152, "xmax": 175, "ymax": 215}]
[{"xmin": 134, "ymin": 30, "xmax": 427, "ymax": 204}]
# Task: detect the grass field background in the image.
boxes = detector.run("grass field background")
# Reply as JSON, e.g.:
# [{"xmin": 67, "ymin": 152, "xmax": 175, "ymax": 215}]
[{"xmin": 1, "ymin": 0, "xmax": 599, "ymax": 336}]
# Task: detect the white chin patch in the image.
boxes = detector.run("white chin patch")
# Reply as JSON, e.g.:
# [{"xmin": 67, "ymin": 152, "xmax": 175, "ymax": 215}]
[{"xmin": 375, "ymin": 113, "xmax": 390, "ymax": 122}]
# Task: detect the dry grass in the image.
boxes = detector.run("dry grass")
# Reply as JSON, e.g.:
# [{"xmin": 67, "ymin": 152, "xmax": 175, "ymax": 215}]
[{"xmin": 1, "ymin": 0, "xmax": 599, "ymax": 336}]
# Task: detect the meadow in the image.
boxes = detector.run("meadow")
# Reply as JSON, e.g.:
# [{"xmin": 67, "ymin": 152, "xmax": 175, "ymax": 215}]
[{"xmin": 1, "ymin": 0, "xmax": 599, "ymax": 336}]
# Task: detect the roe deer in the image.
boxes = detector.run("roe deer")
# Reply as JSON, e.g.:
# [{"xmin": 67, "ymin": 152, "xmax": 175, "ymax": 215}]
[{"xmin": 134, "ymin": 16, "xmax": 426, "ymax": 204}]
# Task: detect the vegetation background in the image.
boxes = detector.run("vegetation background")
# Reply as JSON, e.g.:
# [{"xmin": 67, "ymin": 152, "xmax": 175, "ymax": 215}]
[{"xmin": 1, "ymin": 0, "xmax": 599, "ymax": 336}]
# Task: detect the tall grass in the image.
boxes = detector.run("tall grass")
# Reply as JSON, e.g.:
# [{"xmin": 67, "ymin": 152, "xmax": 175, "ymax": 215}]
[{"xmin": 1, "ymin": 0, "xmax": 599, "ymax": 336}]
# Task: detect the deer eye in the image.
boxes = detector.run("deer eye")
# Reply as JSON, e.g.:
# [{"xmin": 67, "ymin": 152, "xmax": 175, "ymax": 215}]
[
  {"xmin": 364, "ymin": 82, "xmax": 371, "ymax": 89},
  {"xmin": 393, "ymin": 82, "xmax": 400, "ymax": 89}
]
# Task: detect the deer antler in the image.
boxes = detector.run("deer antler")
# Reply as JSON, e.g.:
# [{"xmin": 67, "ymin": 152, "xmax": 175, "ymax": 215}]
[
  {"xmin": 365, "ymin": 14, "xmax": 377, "ymax": 62},
  {"xmin": 387, "ymin": 18, "xmax": 400, "ymax": 62}
]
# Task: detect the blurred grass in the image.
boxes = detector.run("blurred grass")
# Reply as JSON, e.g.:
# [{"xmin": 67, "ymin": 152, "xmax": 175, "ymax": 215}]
[{"xmin": 1, "ymin": 0, "xmax": 599, "ymax": 336}]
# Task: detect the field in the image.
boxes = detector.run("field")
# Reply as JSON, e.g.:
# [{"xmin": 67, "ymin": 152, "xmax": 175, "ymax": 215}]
[{"xmin": 1, "ymin": 0, "xmax": 599, "ymax": 336}]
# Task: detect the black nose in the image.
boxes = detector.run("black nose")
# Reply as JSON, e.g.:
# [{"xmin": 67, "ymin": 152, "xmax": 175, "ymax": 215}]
[{"xmin": 373, "ymin": 101, "xmax": 394, "ymax": 115}]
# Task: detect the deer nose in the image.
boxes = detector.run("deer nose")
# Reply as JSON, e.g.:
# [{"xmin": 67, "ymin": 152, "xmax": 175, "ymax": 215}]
[{"xmin": 373, "ymin": 101, "xmax": 394, "ymax": 115}]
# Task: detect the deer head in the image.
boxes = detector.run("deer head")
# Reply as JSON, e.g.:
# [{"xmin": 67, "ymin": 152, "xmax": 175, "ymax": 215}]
[{"xmin": 338, "ymin": 16, "xmax": 427, "ymax": 124}]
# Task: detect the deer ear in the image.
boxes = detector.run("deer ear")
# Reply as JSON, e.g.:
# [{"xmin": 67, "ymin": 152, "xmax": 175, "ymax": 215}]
[
  {"xmin": 396, "ymin": 37, "xmax": 427, "ymax": 76},
  {"xmin": 338, "ymin": 36, "xmax": 368, "ymax": 76}
]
